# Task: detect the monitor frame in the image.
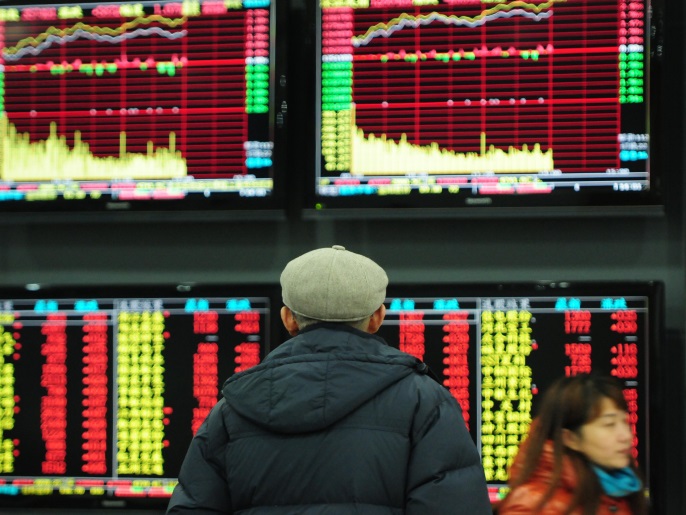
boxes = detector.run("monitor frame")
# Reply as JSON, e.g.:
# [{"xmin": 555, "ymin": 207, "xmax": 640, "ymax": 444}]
[
  {"xmin": 0, "ymin": 282, "xmax": 281, "ymax": 510},
  {"xmin": 380, "ymin": 280, "xmax": 664, "ymax": 508},
  {"xmin": 303, "ymin": 0, "xmax": 665, "ymax": 220},
  {"xmin": 0, "ymin": 0, "xmax": 289, "ymax": 222}
]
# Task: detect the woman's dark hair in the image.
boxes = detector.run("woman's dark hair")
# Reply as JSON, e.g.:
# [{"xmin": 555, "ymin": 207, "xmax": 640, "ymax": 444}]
[{"xmin": 502, "ymin": 374, "xmax": 647, "ymax": 515}]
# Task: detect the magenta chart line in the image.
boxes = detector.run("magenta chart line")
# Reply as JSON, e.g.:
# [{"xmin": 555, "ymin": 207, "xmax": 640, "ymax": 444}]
[
  {"xmin": 1, "ymin": 4, "xmax": 273, "ymax": 182},
  {"xmin": 319, "ymin": 0, "xmax": 649, "ymax": 178}
]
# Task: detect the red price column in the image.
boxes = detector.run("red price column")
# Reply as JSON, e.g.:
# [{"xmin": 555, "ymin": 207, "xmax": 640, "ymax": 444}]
[
  {"xmin": 441, "ymin": 311, "xmax": 470, "ymax": 429},
  {"xmin": 192, "ymin": 340, "xmax": 218, "ymax": 435},
  {"xmin": 192, "ymin": 311, "xmax": 220, "ymax": 435},
  {"xmin": 564, "ymin": 310, "xmax": 591, "ymax": 335},
  {"xmin": 610, "ymin": 310, "xmax": 639, "ymax": 376},
  {"xmin": 564, "ymin": 343, "xmax": 592, "ymax": 377},
  {"xmin": 611, "ymin": 334, "xmax": 639, "ymax": 461},
  {"xmin": 610, "ymin": 342, "xmax": 638, "ymax": 379},
  {"xmin": 623, "ymin": 388, "xmax": 640, "ymax": 460},
  {"xmin": 234, "ymin": 311, "xmax": 261, "ymax": 373},
  {"xmin": 81, "ymin": 313, "xmax": 108, "ymax": 475},
  {"xmin": 399, "ymin": 312, "xmax": 425, "ymax": 361},
  {"xmin": 40, "ymin": 313, "xmax": 67, "ymax": 475}
]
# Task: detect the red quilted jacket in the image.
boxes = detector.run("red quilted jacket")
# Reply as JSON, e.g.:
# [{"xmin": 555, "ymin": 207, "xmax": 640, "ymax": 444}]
[{"xmin": 496, "ymin": 441, "xmax": 633, "ymax": 515}]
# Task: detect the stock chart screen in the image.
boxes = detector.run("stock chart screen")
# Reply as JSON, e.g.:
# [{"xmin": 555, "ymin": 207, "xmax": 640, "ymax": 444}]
[
  {"xmin": 314, "ymin": 0, "xmax": 656, "ymax": 212},
  {"xmin": 0, "ymin": 287, "xmax": 272, "ymax": 505},
  {"xmin": 0, "ymin": 0, "xmax": 280, "ymax": 211},
  {"xmin": 380, "ymin": 282, "xmax": 659, "ymax": 502}
]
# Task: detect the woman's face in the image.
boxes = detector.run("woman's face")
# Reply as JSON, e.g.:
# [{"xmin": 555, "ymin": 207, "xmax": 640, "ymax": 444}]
[{"xmin": 565, "ymin": 396, "xmax": 634, "ymax": 470}]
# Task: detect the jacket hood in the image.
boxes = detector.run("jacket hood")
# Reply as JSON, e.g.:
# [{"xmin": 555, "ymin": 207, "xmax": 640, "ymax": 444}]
[{"xmin": 222, "ymin": 324, "xmax": 427, "ymax": 434}]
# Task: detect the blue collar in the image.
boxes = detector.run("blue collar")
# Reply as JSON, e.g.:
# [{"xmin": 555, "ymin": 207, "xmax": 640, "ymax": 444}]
[{"xmin": 592, "ymin": 466, "xmax": 642, "ymax": 497}]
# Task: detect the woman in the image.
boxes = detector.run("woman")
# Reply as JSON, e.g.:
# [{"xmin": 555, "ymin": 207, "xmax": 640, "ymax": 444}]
[{"xmin": 497, "ymin": 374, "xmax": 647, "ymax": 515}]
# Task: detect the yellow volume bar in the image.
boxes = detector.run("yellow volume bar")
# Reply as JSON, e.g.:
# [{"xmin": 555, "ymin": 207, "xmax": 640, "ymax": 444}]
[
  {"xmin": 350, "ymin": 127, "xmax": 554, "ymax": 176},
  {"xmin": 0, "ymin": 116, "xmax": 187, "ymax": 181}
]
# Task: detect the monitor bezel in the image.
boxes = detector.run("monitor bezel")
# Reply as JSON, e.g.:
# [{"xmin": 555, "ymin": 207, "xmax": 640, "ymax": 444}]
[
  {"xmin": 382, "ymin": 280, "xmax": 664, "ymax": 508},
  {"xmin": 0, "ymin": 281, "xmax": 282, "ymax": 510},
  {"xmin": 0, "ymin": 0, "xmax": 289, "ymax": 221},
  {"xmin": 302, "ymin": 0, "xmax": 665, "ymax": 220}
]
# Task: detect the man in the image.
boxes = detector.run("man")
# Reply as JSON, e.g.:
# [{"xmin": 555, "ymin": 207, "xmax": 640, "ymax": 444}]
[{"xmin": 167, "ymin": 245, "xmax": 491, "ymax": 514}]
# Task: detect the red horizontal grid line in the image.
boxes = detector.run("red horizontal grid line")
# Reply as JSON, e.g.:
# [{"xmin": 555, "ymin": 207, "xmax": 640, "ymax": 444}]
[
  {"xmin": 8, "ymin": 107, "xmax": 248, "ymax": 118},
  {"xmin": 352, "ymin": 67, "xmax": 620, "ymax": 77},
  {"xmin": 3, "ymin": 58, "xmax": 252, "ymax": 72},
  {"xmin": 3, "ymin": 35, "xmax": 251, "ymax": 47},
  {"xmin": 395, "ymin": 133, "xmax": 620, "ymax": 145},
  {"xmin": 350, "ymin": 23, "xmax": 619, "ymax": 37},
  {"xmin": 58, "ymin": 135, "xmax": 248, "ymax": 142},
  {"xmin": 353, "ymin": 80, "xmax": 617, "ymax": 86},
  {"xmin": 353, "ymin": 46, "xmax": 620, "ymax": 61},
  {"xmin": 351, "ymin": 131, "xmax": 619, "ymax": 141},
  {"xmin": 4, "ymin": 97, "xmax": 245, "ymax": 106},
  {"xmin": 368, "ymin": 40, "xmax": 619, "ymax": 47},
  {"xmin": 353, "ymin": 64, "xmax": 620, "ymax": 71},
  {"xmin": 4, "ymin": 50, "xmax": 252, "ymax": 61},
  {"xmin": 354, "ymin": 131, "xmax": 618, "ymax": 141},
  {"xmin": 354, "ymin": 33, "xmax": 624, "ymax": 42},
  {"xmin": 352, "ymin": 87, "xmax": 618, "ymax": 94},
  {"xmin": 353, "ymin": 59, "xmax": 619, "ymax": 66},
  {"xmin": 349, "ymin": 28, "xmax": 622, "ymax": 41},
  {"xmin": 352, "ymin": 95, "xmax": 617, "ymax": 102},
  {"xmin": 366, "ymin": 17, "xmax": 621, "ymax": 29},
  {"xmin": 353, "ymin": 74, "xmax": 617, "ymax": 82},
  {"xmin": 351, "ymin": 85, "xmax": 616, "ymax": 92},
  {"xmin": 353, "ymin": 127, "xmax": 612, "ymax": 135},
  {"xmin": 357, "ymin": 123, "xmax": 618, "ymax": 132},
  {"xmin": 354, "ymin": 123, "xmax": 614, "ymax": 131},
  {"xmin": 353, "ymin": 98, "xmax": 618, "ymax": 110},
  {"xmin": 350, "ymin": 11, "xmax": 617, "ymax": 23}
]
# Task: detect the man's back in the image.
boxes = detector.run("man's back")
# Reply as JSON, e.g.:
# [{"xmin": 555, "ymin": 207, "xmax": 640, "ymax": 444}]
[
  {"xmin": 168, "ymin": 246, "xmax": 491, "ymax": 514},
  {"xmin": 167, "ymin": 324, "xmax": 492, "ymax": 514}
]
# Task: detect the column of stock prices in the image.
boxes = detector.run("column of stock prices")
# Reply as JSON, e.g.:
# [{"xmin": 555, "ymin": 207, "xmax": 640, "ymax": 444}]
[
  {"xmin": 316, "ymin": 0, "xmax": 653, "ymax": 210},
  {"xmin": 0, "ymin": 0, "xmax": 276, "ymax": 208},
  {"xmin": 381, "ymin": 284, "xmax": 655, "ymax": 502},
  {"xmin": 0, "ymin": 292, "xmax": 270, "ymax": 502}
]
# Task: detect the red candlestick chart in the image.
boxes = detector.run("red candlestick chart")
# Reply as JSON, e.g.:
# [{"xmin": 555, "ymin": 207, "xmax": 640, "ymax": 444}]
[
  {"xmin": 317, "ymin": 0, "xmax": 650, "ymax": 201},
  {"xmin": 0, "ymin": 0, "xmax": 275, "ymax": 203}
]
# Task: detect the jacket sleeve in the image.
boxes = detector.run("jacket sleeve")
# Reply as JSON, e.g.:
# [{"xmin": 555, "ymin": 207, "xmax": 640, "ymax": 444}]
[
  {"xmin": 405, "ymin": 390, "xmax": 493, "ymax": 515},
  {"xmin": 166, "ymin": 400, "xmax": 231, "ymax": 514}
]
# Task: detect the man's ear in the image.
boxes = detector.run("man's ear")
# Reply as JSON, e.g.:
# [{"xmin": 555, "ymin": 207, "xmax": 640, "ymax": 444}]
[
  {"xmin": 562, "ymin": 428, "xmax": 582, "ymax": 452},
  {"xmin": 281, "ymin": 306, "xmax": 300, "ymax": 336},
  {"xmin": 367, "ymin": 304, "xmax": 386, "ymax": 334}
]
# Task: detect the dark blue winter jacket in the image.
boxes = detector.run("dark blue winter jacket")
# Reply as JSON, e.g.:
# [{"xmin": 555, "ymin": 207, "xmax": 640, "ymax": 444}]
[{"xmin": 167, "ymin": 324, "xmax": 491, "ymax": 514}]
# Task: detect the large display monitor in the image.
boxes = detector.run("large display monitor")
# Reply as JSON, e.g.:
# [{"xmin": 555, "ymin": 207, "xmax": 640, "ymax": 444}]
[
  {"xmin": 309, "ymin": 0, "xmax": 662, "ymax": 217},
  {"xmin": 0, "ymin": 280, "xmax": 662, "ymax": 510},
  {"xmin": 380, "ymin": 281, "xmax": 662, "ymax": 507},
  {"xmin": 0, "ymin": 284, "xmax": 278, "ymax": 509},
  {"xmin": 0, "ymin": 0, "xmax": 287, "ymax": 217}
]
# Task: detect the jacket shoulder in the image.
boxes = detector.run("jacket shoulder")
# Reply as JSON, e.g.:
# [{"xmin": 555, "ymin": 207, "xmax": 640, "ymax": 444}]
[{"xmin": 404, "ymin": 369, "xmax": 457, "ymax": 410}]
